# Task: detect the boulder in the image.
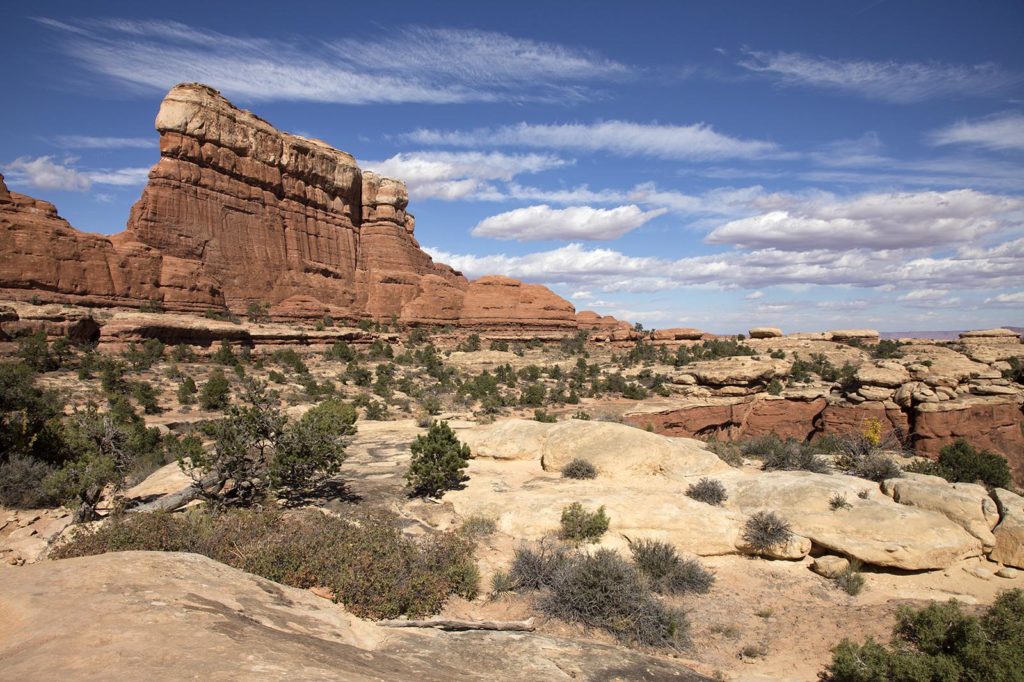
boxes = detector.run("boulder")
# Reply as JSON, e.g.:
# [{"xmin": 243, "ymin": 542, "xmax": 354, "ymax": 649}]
[
  {"xmin": 881, "ymin": 474, "xmax": 999, "ymax": 548},
  {"xmin": 748, "ymin": 327, "xmax": 783, "ymax": 339},
  {"xmin": 652, "ymin": 327, "xmax": 704, "ymax": 341},
  {"xmin": 990, "ymin": 488, "xmax": 1024, "ymax": 569},
  {"xmin": 688, "ymin": 357, "xmax": 783, "ymax": 386},
  {"xmin": 855, "ymin": 364, "xmax": 910, "ymax": 388},
  {"xmin": 959, "ymin": 328, "xmax": 1021, "ymax": 339},
  {"xmin": 828, "ymin": 329, "xmax": 880, "ymax": 342},
  {"xmin": 723, "ymin": 471, "xmax": 983, "ymax": 570},
  {"xmin": 737, "ymin": 532, "xmax": 811, "ymax": 560},
  {"xmin": 812, "ymin": 555, "xmax": 850, "ymax": 578}
]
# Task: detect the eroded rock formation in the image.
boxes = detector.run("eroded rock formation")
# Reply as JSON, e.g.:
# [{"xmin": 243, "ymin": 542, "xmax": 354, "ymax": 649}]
[{"xmin": 0, "ymin": 84, "xmax": 577, "ymax": 331}]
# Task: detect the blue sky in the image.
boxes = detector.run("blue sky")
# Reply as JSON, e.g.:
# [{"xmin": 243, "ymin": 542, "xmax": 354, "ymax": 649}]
[{"xmin": 2, "ymin": 0, "xmax": 1022, "ymax": 333}]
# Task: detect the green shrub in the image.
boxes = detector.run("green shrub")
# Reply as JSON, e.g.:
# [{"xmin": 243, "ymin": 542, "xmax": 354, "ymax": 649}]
[
  {"xmin": 269, "ymin": 398, "xmax": 356, "ymax": 494},
  {"xmin": 0, "ymin": 454, "xmax": 58, "ymax": 508},
  {"xmin": 533, "ymin": 408, "xmax": 557, "ymax": 423},
  {"xmin": 706, "ymin": 439, "xmax": 744, "ymax": 467},
  {"xmin": 16, "ymin": 331, "xmax": 67, "ymax": 372},
  {"xmin": 0, "ymin": 361, "xmax": 66, "ymax": 467},
  {"xmin": 406, "ymin": 421, "xmax": 471, "ymax": 497},
  {"xmin": 559, "ymin": 502, "xmax": 609, "ymax": 543},
  {"xmin": 131, "ymin": 380, "xmax": 162, "ymax": 414},
  {"xmin": 561, "ymin": 458, "xmax": 598, "ymax": 480},
  {"xmin": 199, "ymin": 369, "xmax": 231, "ymax": 410},
  {"xmin": 363, "ymin": 399, "xmax": 388, "ymax": 420},
  {"xmin": 540, "ymin": 548, "xmax": 688, "ymax": 648},
  {"xmin": 51, "ymin": 507, "xmax": 479, "ymax": 620},
  {"xmin": 685, "ymin": 477, "xmax": 728, "ymax": 505},
  {"xmin": 742, "ymin": 510, "xmax": 793, "ymax": 553},
  {"xmin": 821, "ymin": 589, "xmax": 1024, "ymax": 681},
  {"xmin": 177, "ymin": 377, "xmax": 197, "ymax": 405},
  {"xmin": 629, "ymin": 538, "xmax": 714, "ymax": 595},
  {"xmin": 490, "ymin": 570, "xmax": 515, "ymax": 596},
  {"xmin": 767, "ymin": 378, "xmax": 783, "ymax": 395},
  {"xmin": 934, "ymin": 438, "xmax": 1012, "ymax": 488}
]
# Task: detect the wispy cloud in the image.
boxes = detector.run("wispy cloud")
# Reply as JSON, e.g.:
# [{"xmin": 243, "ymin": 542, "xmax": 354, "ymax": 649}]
[
  {"xmin": 983, "ymin": 291, "xmax": 1024, "ymax": 307},
  {"xmin": 3, "ymin": 155, "xmax": 150, "ymax": 191},
  {"xmin": 471, "ymin": 204, "xmax": 667, "ymax": 241},
  {"xmin": 406, "ymin": 120, "xmax": 778, "ymax": 160},
  {"xmin": 929, "ymin": 112, "xmax": 1024, "ymax": 151},
  {"xmin": 53, "ymin": 135, "xmax": 156, "ymax": 149},
  {"xmin": 363, "ymin": 151, "xmax": 567, "ymax": 201},
  {"xmin": 36, "ymin": 18, "xmax": 631, "ymax": 105},
  {"xmin": 739, "ymin": 49, "xmax": 1019, "ymax": 102},
  {"xmin": 706, "ymin": 189, "xmax": 1023, "ymax": 251}
]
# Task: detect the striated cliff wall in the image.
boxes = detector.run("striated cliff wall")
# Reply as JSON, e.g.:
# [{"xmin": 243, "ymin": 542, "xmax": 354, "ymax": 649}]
[{"xmin": 0, "ymin": 83, "xmax": 577, "ymax": 331}]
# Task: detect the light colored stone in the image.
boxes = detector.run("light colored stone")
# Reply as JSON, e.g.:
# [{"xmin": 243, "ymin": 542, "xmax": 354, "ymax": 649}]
[
  {"xmin": 812, "ymin": 555, "xmax": 850, "ymax": 578},
  {"xmin": 881, "ymin": 475, "xmax": 999, "ymax": 549},
  {"xmin": 856, "ymin": 364, "xmax": 910, "ymax": 388},
  {"xmin": 749, "ymin": 327, "xmax": 783, "ymax": 339},
  {"xmin": 959, "ymin": 328, "xmax": 1020, "ymax": 339},
  {"xmin": 688, "ymin": 357, "xmax": 785, "ymax": 386},
  {"xmin": 996, "ymin": 566, "xmax": 1019, "ymax": 579},
  {"xmin": 723, "ymin": 470, "xmax": 982, "ymax": 570},
  {"xmin": 990, "ymin": 488, "xmax": 1024, "ymax": 569}
]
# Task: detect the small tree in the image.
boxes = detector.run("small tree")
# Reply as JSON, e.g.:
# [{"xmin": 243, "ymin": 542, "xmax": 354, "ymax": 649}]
[
  {"xmin": 177, "ymin": 376, "xmax": 198, "ymax": 405},
  {"xmin": 199, "ymin": 369, "xmax": 231, "ymax": 410},
  {"xmin": 406, "ymin": 420, "xmax": 471, "ymax": 497},
  {"xmin": 270, "ymin": 399, "xmax": 357, "ymax": 492}
]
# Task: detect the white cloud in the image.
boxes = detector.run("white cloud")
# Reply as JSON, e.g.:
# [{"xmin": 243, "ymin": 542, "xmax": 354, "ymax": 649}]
[
  {"xmin": 406, "ymin": 120, "xmax": 778, "ymax": 160},
  {"xmin": 426, "ymin": 237, "xmax": 1024, "ymax": 294},
  {"xmin": 745, "ymin": 291, "xmax": 765, "ymax": 300},
  {"xmin": 929, "ymin": 112, "xmax": 1024, "ymax": 151},
  {"xmin": 471, "ymin": 204, "xmax": 667, "ymax": 241},
  {"xmin": 706, "ymin": 189, "xmax": 1023, "ymax": 251},
  {"xmin": 37, "ymin": 18, "xmax": 629, "ymax": 105},
  {"xmin": 54, "ymin": 135, "xmax": 156, "ymax": 149},
  {"xmin": 3, "ymin": 156, "xmax": 91, "ymax": 191},
  {"xmin": 2, "ymin": 156, "xmax": 151, "ymax": 191},
  {"xmin": 363, "ymin": 151, "xmax": 566, "ymax": 201},
  {"xmin": 739, "ymin": 50, "xmax": 1018, "ymax": 102},
  {"xmin": 984, "ymin": 291, "xmax": 1024, "ymax": 307},
  {"xmin": 85, "ymin": 167, "xmax": 151, "ymax": 186}
]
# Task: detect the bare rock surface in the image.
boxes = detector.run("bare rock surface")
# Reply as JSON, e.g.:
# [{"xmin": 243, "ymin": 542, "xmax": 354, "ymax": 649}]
[
  {"xmin": 881, "ymin": 474, "xmax": 999, "ymax": 549},
  {"xmin": 990, "ymin": 488, "xmax": 1024, "ymax": 569},
  {"xmin": 0, "ymin": 551, "xmax": 709, "ymax": 681}
]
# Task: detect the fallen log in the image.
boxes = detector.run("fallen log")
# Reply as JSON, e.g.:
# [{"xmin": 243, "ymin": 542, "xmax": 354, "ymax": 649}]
[{"xmin": 377, "ymin": 618, "xmax": 535, "ymax": 632}]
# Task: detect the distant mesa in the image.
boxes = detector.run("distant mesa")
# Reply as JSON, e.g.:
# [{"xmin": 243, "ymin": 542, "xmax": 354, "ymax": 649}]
[{"xmin": 0, "ymin": 83, "xmax": 593, "ymax": 333}]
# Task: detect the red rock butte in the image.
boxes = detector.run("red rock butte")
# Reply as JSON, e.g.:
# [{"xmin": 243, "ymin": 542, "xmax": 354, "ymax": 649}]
[{"xmin": 0, "ymin": 83, "xmax": 620, "ymax": 332}]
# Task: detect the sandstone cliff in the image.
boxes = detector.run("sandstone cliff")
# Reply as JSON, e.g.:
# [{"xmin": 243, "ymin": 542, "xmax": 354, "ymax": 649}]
[{"xmin": 0, "ymin": 84, "xmax": 577, "ymax": 331}]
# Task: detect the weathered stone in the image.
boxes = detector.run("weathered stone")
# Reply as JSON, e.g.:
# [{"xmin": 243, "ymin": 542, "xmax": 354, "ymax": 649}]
[
  {"xmin": 737, "ymin": 532, "xmax": 811, "ymax": 560},
  {"xmin": 856, "ymin": 364, "xmax": 910, "ymax": 388},
  {"xmin": 828, "ymin": 329, "xmax": 879, "ymax": 342},
  {"xmin": 990, "ymin": 488, "xmax": 1024, "ymax": 569},
  {"xmin": 748, "ymin": 327, "xmax": 783, "ymax": 339},
  {"xmin": 0, "ymin": 84, "xmax": 580, "ymax": 332},
  {"xmin": 960, "ymin": 328, "xmax": 1021, "ymax": 339},
  {"xmin": 812, "ymin": 555, "xmax": 850, "ymax": 578},
  {"xmin": 881, "ymin": 475, "xmax": 999, "ymax": 549}
]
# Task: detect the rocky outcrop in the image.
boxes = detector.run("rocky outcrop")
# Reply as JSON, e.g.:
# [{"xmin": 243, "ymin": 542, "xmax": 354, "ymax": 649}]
[
  {"xmin": 0, "ymin": 84, "xmax": 578, "ymax": 332},
  {"xmin": 0, "ymin": 551, "xmax": 709, "ymax": 681}
]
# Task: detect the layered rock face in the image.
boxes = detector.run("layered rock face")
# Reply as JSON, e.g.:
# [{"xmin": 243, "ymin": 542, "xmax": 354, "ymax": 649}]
[
  {"xmin": 0, "ymin": 83, "xmax": 577, "ymax": 331},
  {"xmin": 624, "ymin": 331, "xmax": 1024, "ymax": 482}
]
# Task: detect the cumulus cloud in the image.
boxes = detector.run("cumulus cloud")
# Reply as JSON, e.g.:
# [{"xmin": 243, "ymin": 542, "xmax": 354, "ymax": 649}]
[
  {"xmin": 706, "ymin": 189, "xmax": 1023, "ymax": 251},
  {"xmin": 929, "ymin": 112, "xmax": 1024, "ymax": 151},
  {"xmin": 406, "ymin": 120, "xmax": 778, "ymax": 160},
  {"xmin": 426, "ymin": 238, "xmax": 1024, "ymax": 293},
  {"xmin": 2, "ymin": 155, "xmax": 151, "ymax": 191},
  {"xmin": 363, "ymin": 151, "xmax": 567, "ymax": 201},
  {"xmin": 3, "ymin": 156, "xmax": 92, "ymax": 191},
  {"xmin": 53, "ymin": 135, "xmax": 156, "ymax": 149},
  {"xmin": 36, "ymin": 18, "xmax": 630, "ymax": 105},
  {"xmin": 471, "ymin": 204, "xmax": 667, "ymax": 241},
  {"xmin": 739, "ymin": 50, "xmax": 1018, "ymax": 102}
]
